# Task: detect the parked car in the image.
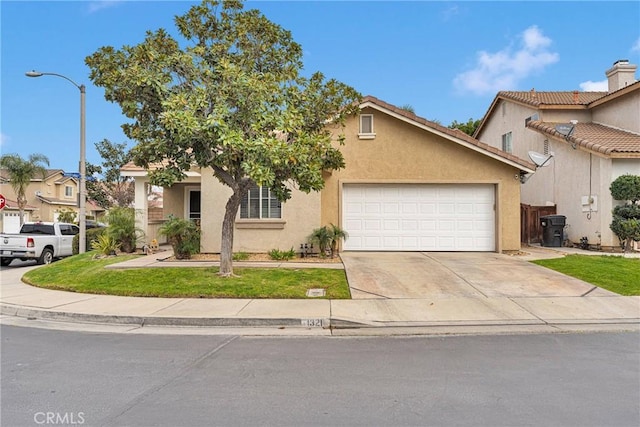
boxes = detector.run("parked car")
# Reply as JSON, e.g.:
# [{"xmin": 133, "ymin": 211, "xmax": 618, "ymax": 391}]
[{"xmin": 0, "ymin": 222, "xmax": 79, "ymax": 266}]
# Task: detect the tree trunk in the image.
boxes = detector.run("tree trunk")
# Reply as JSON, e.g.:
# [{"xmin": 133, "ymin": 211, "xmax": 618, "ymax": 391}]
[
  {"xmin": 219, "ymin": 190, "xmax": 243, "ymax": 277},
  {"xmin": 18, "ymin": 195, "xmax": 27, "ymax": 226}
]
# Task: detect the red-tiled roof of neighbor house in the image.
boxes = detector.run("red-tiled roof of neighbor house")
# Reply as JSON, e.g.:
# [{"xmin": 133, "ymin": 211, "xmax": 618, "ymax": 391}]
[
  {"xmin": 497, "ymin": 90, "xmax": 608, "ymax": 107},
  {"xmin": 360, "ymin": 95, "xmax": 536, "ymax": 171},
  {"xmin": 526, "ymin": 121, "xmax": 640, "ymax": 157},
  {"xmin": 36, "ymin": 195, "xmax": 78, "ymax": 206},
  {"xmin": 1, "ymin": 198, "xmax": 38, "ymax": 210}
]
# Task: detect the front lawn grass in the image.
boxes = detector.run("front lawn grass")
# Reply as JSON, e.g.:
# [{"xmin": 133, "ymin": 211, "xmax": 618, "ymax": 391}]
[
  {"xmin": 22, "ymin": 252, "xmax": 351, "ymax": 299},
  {"xmin": 532, "ymin": 254, "xmax": 640, "ymax": 296}
]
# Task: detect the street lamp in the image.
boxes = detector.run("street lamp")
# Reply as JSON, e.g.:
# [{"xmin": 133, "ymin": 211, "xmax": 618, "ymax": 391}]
[{"xmin": 26, "ymin": 70, "xmax": 87, "ymax": 254}]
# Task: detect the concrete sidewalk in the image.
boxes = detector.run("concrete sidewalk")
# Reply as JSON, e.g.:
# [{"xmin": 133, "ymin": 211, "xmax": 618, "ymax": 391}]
[{"xmin": 1, "ymin": 246, "xmax": 639, "ymax": 336}]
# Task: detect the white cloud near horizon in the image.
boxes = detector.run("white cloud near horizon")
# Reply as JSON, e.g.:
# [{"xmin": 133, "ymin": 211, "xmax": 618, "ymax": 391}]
[
  {"xmin": 0, "ymin": 133, "xmax": 8, "ymax": 148},
  {"xmin": 632, "ymin": 37, "xmax": 640, "ymax": 53},
  {"xmin": 579, "ymin": 80, "xmax": 608, "ymax": 91},
  {"xmin": 87, "ymin": 1, "xmax": 123, "ymax": 14},
  {"xmin": 453, "ymin": 25, "xmax": 559, "ymax": 95}
]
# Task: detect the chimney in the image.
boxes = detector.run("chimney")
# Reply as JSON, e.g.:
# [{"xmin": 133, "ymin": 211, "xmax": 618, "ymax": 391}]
[
  {"xmin": 606, "ymin": 59, "xmax": 638, "ymax": 92},
  {"xmin": 573, "ymin": 90, "xmax": 579, "ymax": 103}
]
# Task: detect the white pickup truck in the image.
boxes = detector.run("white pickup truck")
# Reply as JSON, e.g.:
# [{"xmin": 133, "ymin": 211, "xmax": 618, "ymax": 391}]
[{"xmin": 1, "ymin": 222, "xmax": 79, "ymax": 266}]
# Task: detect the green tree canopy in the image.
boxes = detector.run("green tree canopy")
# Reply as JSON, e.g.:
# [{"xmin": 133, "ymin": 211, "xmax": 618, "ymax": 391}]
[
  {"xmin": 0, "ymin": 153, "xmax": 49, "ymax": 225},
  {"xmin": 86, "ymin": 139, "xmax": 134, "ymax": 209},
  {"xmin": 85, "ymin": 0, "xmax": 361, "ymax": 275},
  {"xmin": 449, "ymin": 118, "xmax": 481, "ymax": 136}
]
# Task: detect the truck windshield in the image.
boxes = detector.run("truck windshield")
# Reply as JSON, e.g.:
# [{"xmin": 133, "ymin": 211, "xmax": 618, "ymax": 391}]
[{"xmin": 20, "ymin": 224, "xmax": 55, "ymax": 235}]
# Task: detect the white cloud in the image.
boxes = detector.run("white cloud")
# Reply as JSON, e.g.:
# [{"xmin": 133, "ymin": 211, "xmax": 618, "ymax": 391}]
[
  {"xmin": 87, "ymin": 1, "xmax": 122, "ymax": 14},
  {"xmin": 453, "ymin": 25, "xmax": 559, "ymax": 95},
  {"xmin": 632, "ymin": 37, "xmax": 640, "ymax": 53},
  {"xmin": 579, "ymin": 80, "xmax": 608, "ymax": 91},
  {"xmin": 440, "ymin": 4, "xmax": 461, "ymax": 21},
  {"xmin": 0, "ymin": 133, "xmax": 8, "ymax": 147}
]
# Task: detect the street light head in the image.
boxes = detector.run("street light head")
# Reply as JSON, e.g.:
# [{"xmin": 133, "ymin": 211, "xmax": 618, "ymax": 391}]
[{"xmin": 25, "ymin": 70, "xmax": 44, "ymax": 77}]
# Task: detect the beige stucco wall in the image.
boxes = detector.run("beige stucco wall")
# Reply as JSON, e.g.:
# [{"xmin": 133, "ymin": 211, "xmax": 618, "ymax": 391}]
[
  {"xmin": 199, "ymin": 168, "xmax": 321, "ymax": 253},
  {"xmin": 321, "ymin": 109, "xmax": 524, "ymax": 252},
  {"xmin": 476, "ymin": 97, "xmax": 640, "ymax": 248},
  {"xmin": 592, "ymin": 90, "xmax": 640, "ymax": 133}
]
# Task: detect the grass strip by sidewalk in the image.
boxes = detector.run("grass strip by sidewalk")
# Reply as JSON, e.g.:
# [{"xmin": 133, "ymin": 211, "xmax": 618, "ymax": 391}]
[
  {"xmin": 22, "ymin": 252, "xmax": 351, "ymax": 299},
  {"xmin": 532, "ymin": 254, "xmax": 640, "ymax": 296}
]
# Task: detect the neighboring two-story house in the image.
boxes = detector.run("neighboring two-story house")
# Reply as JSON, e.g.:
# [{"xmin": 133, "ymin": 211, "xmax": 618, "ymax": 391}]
[
  {"xmin": 0, "ymin": 168, "xmax": 103, "ymax": 232},
  {"xmin": 124, "ymin": 96, "xmax": 535, "ymax": 255},
  {"xmin": 475, "ymin": 60, "xmax": 640, "ymax": 250}
]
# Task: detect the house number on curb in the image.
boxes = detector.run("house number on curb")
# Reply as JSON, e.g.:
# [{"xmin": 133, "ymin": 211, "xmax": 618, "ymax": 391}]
[{"xmin": 301, "ymin": 318, "xmax": 324, "ymax": 327}]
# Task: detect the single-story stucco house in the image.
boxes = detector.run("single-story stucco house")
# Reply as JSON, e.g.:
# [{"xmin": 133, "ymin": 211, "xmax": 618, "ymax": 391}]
[{"xmin": 122, "ymin": 96, "xmax": 535, "ymax": 255}]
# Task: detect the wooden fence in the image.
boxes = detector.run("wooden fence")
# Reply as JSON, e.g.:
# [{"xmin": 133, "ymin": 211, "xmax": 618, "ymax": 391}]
[{"xmin": 521, "ymin": 204, "xmax": 556, "ymax": 244}]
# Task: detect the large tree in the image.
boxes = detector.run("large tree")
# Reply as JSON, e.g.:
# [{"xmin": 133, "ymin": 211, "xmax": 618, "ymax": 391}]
[
  {"xmin": 0, "ymin": 153, "xmax": 49, "ymax": 226},
  {"xmin": 85, "ymin": 0, "xmax": 361, "ymax": 275},
  {"xmin": 86, "ymin": 139, "xmax": 134, "ymax": 209}
]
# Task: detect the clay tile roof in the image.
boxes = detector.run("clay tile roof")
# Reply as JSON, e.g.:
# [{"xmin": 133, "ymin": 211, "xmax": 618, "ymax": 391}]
[
  {"xmin": 498, "ymin": 90, "xmax": 608, "ymax": 107},
  {"xmin": 526, "ymin": 121, "xmax": 640, "ymax": 156},
  {"xmin": 360, "ymin": 95, "xmax": 536, "ymax": 171}
]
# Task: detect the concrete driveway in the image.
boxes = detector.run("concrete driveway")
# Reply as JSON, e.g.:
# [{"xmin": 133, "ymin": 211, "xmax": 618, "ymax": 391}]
[{"xmin": 341, "ymin": 252, "xmax": 616, "ymax": 299}]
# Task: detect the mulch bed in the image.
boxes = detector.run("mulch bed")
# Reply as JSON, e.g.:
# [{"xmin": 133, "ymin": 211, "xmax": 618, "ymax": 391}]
[{"xmin": 165, "ymin": 253, "xmax": 343, "ymax": 263}]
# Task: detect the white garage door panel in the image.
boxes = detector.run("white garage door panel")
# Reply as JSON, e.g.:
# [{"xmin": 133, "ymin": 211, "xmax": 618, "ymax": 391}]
[{"xmin": 343, "ymin": 184, "xmax": 495, "ymax": 251}]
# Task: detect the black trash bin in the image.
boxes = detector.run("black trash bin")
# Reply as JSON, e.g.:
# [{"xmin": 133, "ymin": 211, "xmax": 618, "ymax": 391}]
[{"xmin": 540, "ymin": 215, "xmax": 566, "ymax": 247}]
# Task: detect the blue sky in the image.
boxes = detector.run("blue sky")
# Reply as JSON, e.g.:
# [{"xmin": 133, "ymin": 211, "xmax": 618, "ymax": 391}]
[{"xmin": 1, "ymin": 1, "xmax": 639, "ymax": 173}]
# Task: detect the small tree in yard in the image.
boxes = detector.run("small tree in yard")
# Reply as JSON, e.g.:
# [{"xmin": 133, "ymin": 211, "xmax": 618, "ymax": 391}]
[
  {"xmin": 86, "ymin": 0, "xmax": 361, "ymax": 276},
  {"xmin": 56, "ymin": 208, "xmax": 77, "ymax": 224},
  {"xmin": 610, "ymin": 174, "xmax": 640, "ymax": 251},
  {"xmin": 86, "ymin": 139, "xmax": 134, "ymax": 209}
]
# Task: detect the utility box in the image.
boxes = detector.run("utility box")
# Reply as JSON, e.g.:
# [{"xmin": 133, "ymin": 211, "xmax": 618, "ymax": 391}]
[{"xmin": 540, "ymin": 215, "xmax": 566, "ymax": 247}]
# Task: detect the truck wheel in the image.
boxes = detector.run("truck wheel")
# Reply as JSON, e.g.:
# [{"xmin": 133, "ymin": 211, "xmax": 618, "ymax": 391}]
[
  {"xmin": 38, "ymin": 249, "xmax": 54, "ymax": 265},
  {"xmin": 1, "ymin": 258, "xmax": 12, "ymax": 267}
]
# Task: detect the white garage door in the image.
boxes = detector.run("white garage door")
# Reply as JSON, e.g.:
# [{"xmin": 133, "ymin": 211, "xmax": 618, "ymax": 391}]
[
  {"xmin": 342, "ymin": 184, "xmax": 495, "ymax": 251},
  {"xmin": 2, "ymin": 212, "xmax": 24, "ymax": 234}
]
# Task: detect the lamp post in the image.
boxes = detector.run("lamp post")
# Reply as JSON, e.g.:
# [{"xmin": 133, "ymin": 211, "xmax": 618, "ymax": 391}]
[{"xmin": 26, "ymin": 71, "xmax": 86, "ymax": 254}]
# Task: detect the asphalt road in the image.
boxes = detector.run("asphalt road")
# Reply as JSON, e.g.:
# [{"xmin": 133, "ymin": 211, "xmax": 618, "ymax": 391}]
[{"xmin": 2, "ymin": 326, "xmax": 639, "ymax": 427}]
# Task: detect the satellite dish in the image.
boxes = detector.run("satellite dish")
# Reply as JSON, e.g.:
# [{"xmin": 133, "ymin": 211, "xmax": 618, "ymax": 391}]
[
  {"xmin": 528, "ymin": 151, "xmax": 553, "ymax": 167},
  {"xmin": 555, "ymin": 123, "xmax": 575, "ymax": 138}
]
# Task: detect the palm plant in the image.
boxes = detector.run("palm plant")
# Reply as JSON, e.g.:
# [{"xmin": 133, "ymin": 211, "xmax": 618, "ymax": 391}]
[
  {"xmin": 308, "ymin": 226, "xmax": 333, "ymax": 257},
  {"xmin": 104, "ymin": 206, "xmax": 143, "ymax": 253},
  {"xmin": 0, "ymin": 153, "xmax": 49, "ymax": 225},
  {"xmin": 159, "ymin": 215, "xmax": 201, "ymax": 259},
  {"xmin": 328, "ymin": 223, "xmax": 349, "ymax": 258}
]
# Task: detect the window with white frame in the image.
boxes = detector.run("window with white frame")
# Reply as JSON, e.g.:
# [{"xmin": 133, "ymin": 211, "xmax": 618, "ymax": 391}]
[
  {"xmin": 65, "ymin": 186, "xmax": 73, "ymax": 198},
  {"xmin": 240, "ymin": 184, "xmax": 282, "ymax": 219},
  {"xmin": 358, "ymin": 114, "xmax": 375, "ymax": 139},
  {"xmin": 501, "ymin": 132, "xmax": 513, "ymax": 153}
]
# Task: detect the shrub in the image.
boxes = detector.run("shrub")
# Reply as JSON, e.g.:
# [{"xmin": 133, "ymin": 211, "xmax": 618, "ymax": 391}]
[
  {"xmin": 609, "ymin": 174, "xmax": 640, "ymax": 251},
  {"xmin": 268, "ymin": 248, "xmax": 296, "ymax": 261},
  {"xmin": 57, "ymin": 208, "xmax": 77, "ymax": 224},
  {"xmin": 308, "ymin": 226, "xmax": 332, "ymax": 257},
  {"xmin": 233, "ymin": 252, "xmax": 250, "ymax": 261},
  {"xmin": 159, "ymin": 215, "xmax": 201, "ymax": 259},
  {"xmin": 91, "ymin": 233, "xmax": 119, "ymax": 256},
  {"xmin": 105, "ymin": 207, "xmax": 143, "ymax": 253},
  {"xmin": 308, "ymin": 224, "xmax": 349, "ymax": 258},
  {"xmin": 73, "ymin": 227, "xmax": 106, "ymax": 254}
]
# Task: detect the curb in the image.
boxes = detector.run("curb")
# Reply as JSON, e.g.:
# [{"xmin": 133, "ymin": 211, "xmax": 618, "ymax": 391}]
[{"xmin": 3, "ymin": 303, "xmax": 639, "ymax": 334}]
